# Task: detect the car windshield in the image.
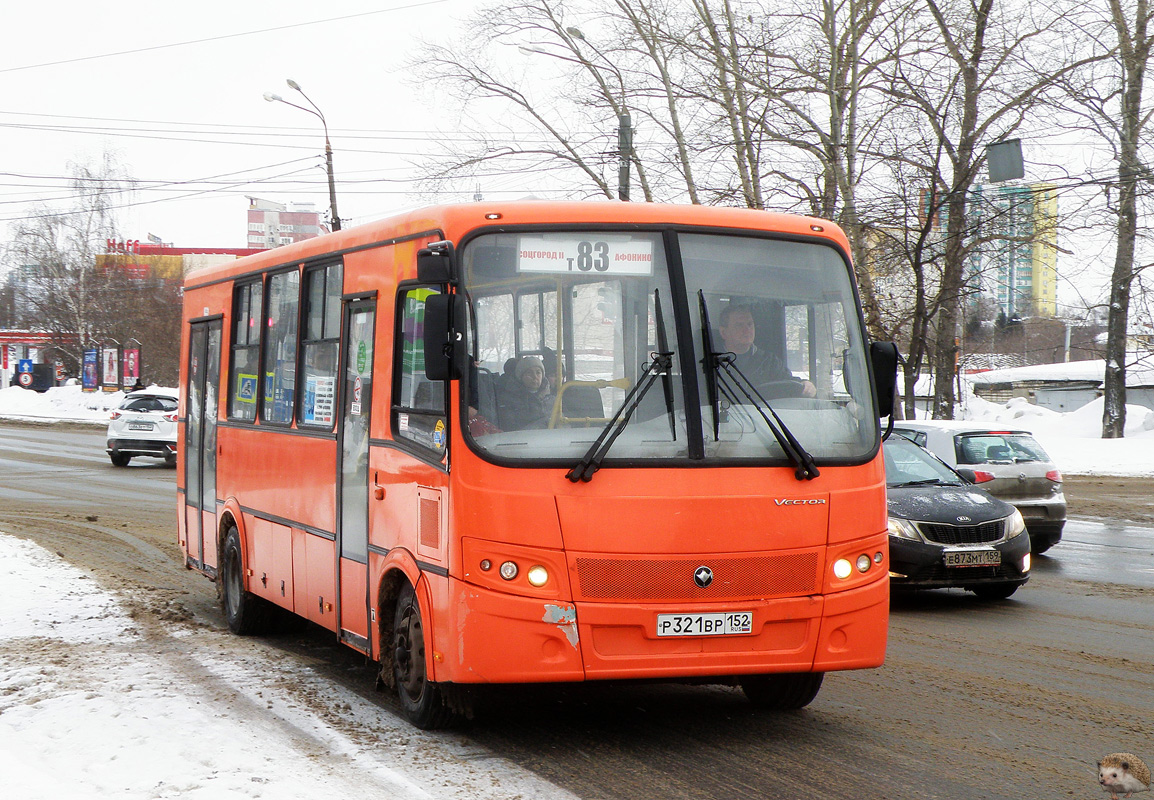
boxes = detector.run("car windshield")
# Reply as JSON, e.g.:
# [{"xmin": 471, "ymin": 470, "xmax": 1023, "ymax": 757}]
[
  {"xmin": 459, "ymin": 228, "xmax": 876, "ymax": 466},
  {"xmin": 955, "ymin": 433, "xmax": 1049, "ymax": 465},
  {"xmin": 122, "ymin": 396, "xmax": 177, "ymax": 412},
  {"xmin": 884, "ymin": 436, "xmax": 964, "ymax": 486}
]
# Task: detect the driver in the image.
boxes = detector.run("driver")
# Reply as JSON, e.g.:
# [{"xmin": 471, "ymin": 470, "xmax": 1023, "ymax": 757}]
[{"xmin": 718, "ymin": 304, "xmax": 816, "ymax": 398}]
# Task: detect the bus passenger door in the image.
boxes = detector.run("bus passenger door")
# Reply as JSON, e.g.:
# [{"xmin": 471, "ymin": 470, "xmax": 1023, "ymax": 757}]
[
  {"xmin": 337, "ymin": 299, "xmax": 374, "ymax": 652},
  {"xmin": 184, "ymin": 319, "xmax": 221, "ymax": 571}
]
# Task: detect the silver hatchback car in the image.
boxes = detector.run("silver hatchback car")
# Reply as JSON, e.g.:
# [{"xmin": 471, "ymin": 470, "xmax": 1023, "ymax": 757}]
[
  {"xmin": 106, "ymin": 390, "xmax": 179, "ymax": 467},
  {"xmin": 891, "ymin": 421, "xmax": 1066, "ymax": 554}
]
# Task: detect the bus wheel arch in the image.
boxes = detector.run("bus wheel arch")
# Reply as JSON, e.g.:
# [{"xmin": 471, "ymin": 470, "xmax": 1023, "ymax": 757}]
[
  {"xmin": 217, "ymin": 513, "xmax": 273, "ymax": 636},
  {"xmin": 392, "ymin": 579, "xmax": 455, "ymax": 728},
  {"xmin": 375, "ymin": 569, "xmax": 410, "ymax": 691}
]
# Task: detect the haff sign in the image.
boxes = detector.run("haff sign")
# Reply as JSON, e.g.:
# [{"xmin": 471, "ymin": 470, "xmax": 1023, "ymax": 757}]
[{"xmin": 106, "ymin": 239, "xmax": 142, "ymax": 254}]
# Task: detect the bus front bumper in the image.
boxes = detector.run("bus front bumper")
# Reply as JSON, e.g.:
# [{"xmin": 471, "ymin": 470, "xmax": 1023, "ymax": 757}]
[{"xmin": 439, "ymin": 576, "xmax": 887, "ymax": 684}]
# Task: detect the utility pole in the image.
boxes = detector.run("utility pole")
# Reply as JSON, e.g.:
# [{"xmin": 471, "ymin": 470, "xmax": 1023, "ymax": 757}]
[{"xmin": 617, "ymin": 112, "xmax": 632, "ymax": 202}]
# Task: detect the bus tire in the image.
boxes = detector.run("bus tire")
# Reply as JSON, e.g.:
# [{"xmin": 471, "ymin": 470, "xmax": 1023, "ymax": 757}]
[
  {"xmin": 740, "ymin": 672, "xmax": 824, "ymax": 710},
  {"xmin": 219, "ymin": 525, "xmax": 273, "ymax": 636},
  {"xmin": 392, "ymin": 581, "xmax": 454, "ymax": 730}
]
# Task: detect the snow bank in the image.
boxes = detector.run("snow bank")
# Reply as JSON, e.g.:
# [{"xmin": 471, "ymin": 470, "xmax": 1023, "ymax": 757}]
[
  {"xmin": 955, "ymin": 395, "xmax": 1154, "ymax": 476},
  {"xmin": 0, "ymin": 383, "xmax": 174, "ymax": 424},
  {"xmin": 0, "ymin": 533, "xmax": 576, "ymax": 800}
]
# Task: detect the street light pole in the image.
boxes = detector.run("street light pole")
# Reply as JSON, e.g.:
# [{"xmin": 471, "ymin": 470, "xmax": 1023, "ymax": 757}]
[
  {"xmin": 522, "ymin": 30, "xmax": 632, "ymax": 201},
  {"xmin": 264, "ymin": 79, "xmax": 341, "ymax": 231},
  {"xmin": 567, "ymin": 27, "xmax": 632, "ymax": 202}
]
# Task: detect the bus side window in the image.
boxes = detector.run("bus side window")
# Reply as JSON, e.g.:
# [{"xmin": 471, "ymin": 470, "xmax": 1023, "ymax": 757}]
[
  {"xmin": 394, "ymin": 287, "xmax": 448, "ymax": 454},
  {"xmin": 261, "ymin": 269, "xmax": 299, "ymax": 425},
  {"xmin": 298, "ymin": 262, "xmax": 342, "ymax": 428},
  {"xmin": 229, "ymin": 280, "xmax": 262, "ymax": 421}
]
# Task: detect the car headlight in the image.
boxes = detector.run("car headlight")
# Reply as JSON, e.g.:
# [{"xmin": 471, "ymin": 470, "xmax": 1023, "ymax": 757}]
[
  {"xmin": 887, "ymin": 516, "xmax": 922, "ymax": 541},
  {"xmin": 1004, "ymin": 509, "xmax": 1026, "ymax": 539}
]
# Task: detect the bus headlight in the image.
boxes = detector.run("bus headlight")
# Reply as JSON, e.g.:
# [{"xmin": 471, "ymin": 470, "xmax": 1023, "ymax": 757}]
[
  {"xmin": 526, "ymin": 565, "xmax": 549, "ymax": 587},
  {"xmin": 499, "ymin": 561, "xmax": 518, "ymax": 581},
  {"xmin": 833, "ymin": 559, "xmax": 853, "ymax": 580},
  {"xmin": 856, "ymin": 554, "xmax": 872, "ymax": 573}
]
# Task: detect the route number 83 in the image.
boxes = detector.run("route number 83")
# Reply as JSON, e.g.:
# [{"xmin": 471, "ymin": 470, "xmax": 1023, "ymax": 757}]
[{"xmin": 573, "ymin": 241, "xmax": 610, "ymax": 272}]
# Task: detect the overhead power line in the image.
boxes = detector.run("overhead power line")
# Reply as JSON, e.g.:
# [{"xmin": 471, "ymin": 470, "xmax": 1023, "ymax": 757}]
[{"xmin": 0, "ymin": 1, "xmax": 449, "ymax": 74}]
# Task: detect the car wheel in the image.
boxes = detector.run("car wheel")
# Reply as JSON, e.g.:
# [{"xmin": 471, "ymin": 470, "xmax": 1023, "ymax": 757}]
[
  {"xmin": 392, "ymin": 582, "xmax": 455, "ymax": 729},
  {"xmin": 109, "ymin": 452, "xmax": 131, "ymax": 467},
  {"xmin": 219, "ymin": 525, "xmax": 273, "ymax": 635},
  {"xmin": 164, "ymin": 454, "xmax": 177, "ymax": 468},
  {"xmin": 740, "ymin": 672, "xmax": 824, "ymax": 710},
  {"xmin": 970, "ymin": 584, "xmax": 1019, "ymax": 600}
]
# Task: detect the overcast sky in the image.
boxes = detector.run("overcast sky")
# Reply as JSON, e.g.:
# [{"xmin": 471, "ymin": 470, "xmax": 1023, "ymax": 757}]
[
  {"xmin": 0, "ymin": 1, "xmax": 1131, "ymax": 318},
  {"xmin": 0, "ymin": 0, "xmax": 490, "ymax": 249}
]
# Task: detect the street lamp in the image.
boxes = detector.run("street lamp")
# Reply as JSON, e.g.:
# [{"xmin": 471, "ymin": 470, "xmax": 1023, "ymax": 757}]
[
  {"xmin": 519, "ymin": 31, "xmax": 633, "ymax": 201},
  {"xmin": 264, "ymin": 78, "xmax": 341, "ymax": 231}
]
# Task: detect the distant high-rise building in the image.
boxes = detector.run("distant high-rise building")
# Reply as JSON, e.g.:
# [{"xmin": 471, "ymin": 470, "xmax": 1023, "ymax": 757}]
[
  {"xmin": 967, "ymin": 182, "xmax": 1058, "ymax": 318},
  {"xmin": 246, "ymin": 197, "xmax": 331, "ymax": 249}
]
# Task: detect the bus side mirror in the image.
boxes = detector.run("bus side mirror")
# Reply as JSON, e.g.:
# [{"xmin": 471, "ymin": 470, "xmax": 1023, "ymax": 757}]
[
  {"xmin": 870, "ymin": 341, "xmax": 899, "ymax": 418},
  {"xmin": 423, "ymin": 293, "xmax": 466, "ymax": 381},
  {"xmin": 417, "ymin": 240, "xmax": 456, "ymax": 284}
]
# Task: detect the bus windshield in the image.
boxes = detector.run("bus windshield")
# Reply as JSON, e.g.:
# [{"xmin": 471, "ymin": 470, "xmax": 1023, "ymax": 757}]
[{"xmin": 461, "ymin": 228, "xmax": 876, "ymax": 466}]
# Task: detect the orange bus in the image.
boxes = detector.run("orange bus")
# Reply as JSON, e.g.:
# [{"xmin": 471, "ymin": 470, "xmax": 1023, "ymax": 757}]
[{"xmin": 178, "ymin": 201, "xmax": 898, "ymax": 728}]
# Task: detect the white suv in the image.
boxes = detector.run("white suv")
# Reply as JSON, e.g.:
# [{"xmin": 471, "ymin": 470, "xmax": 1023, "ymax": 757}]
[{"xmin": 106, "ymin": 390, "xmax": 179, "ymax": 467}]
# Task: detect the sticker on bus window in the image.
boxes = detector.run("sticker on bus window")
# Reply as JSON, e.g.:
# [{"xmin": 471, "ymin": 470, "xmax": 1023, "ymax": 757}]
[
  {"xmin": 303, "ymin": 376, "xmax": 336, "ymax": 424},
  {"xmin": 517, "ymin": 236, "xmax": 654, "ymax": 276},
  {"xmin": 236, "ymin": 374, "xmax": 258, "ymax": 404}
]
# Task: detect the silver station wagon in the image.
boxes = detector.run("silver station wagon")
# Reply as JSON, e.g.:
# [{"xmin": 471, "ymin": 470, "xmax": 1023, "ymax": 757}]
[{"xmin": 890, "ymin": 421, "xmax": 1066, "ymax": 554}]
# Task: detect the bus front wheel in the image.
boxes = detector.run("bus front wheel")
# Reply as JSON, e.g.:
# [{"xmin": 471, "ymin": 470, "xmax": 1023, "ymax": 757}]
[
  {"xmin": 392, "ymin": 582, "xmax": 454, "ymax": 729},
  {"xmin": 219, "ymin": 525, "xmax": 272, "ymax": 636},
  {"xmin": 740, "ymin": 672, "xmax": 824, "ymax": 710}
]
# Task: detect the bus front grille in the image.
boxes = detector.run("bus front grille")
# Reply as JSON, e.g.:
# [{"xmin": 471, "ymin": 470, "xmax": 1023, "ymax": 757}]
[{"xmin": 573, "ymin": 552, "xmax": 820, "ymax": 601}]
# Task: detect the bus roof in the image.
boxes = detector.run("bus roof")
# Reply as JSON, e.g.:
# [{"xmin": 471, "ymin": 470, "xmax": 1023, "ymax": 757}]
[{"xmin": 184, "ymin": 201, "xmax": 851, "ymax": 287}]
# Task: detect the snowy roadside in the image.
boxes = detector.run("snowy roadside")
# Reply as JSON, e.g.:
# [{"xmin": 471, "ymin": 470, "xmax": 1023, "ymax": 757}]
[{"xmin": 0, "ymin": 533, "xmax": 576, "ymax": 800}]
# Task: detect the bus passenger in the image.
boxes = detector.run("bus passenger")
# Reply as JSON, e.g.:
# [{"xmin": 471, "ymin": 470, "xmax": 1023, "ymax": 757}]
[
  {"xmin": 496, "ymin": 356, "xmax": 555, "ymax": 430},
  {"xmin": 719, "ymin": 305, "xmax": 816, "ymax": 398}
]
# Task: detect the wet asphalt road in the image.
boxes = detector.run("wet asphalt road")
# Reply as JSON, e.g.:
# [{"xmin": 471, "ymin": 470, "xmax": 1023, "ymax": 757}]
[{"xmin": 2, "ymin": 421, "xmax": 1152, "ymax": 800}]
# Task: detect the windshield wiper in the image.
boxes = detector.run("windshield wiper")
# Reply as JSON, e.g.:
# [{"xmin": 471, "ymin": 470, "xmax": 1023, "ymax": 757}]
[
  {"xmin": 567, "ymin": 290, "xmax": 675, "ymax": 483},
  {"xmin": 698, "ymin": 291, "xmax": 819, "ymax": 482},
  {"xmin": 891, "ymin": 478, "xmax": 957, "ymax": 487}
]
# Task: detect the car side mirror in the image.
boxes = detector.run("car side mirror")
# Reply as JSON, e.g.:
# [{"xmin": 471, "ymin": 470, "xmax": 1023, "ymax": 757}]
[
  {"xmin": 870, "ymin": 341, "xmax": 899, "ymax": 418},
  {"xmin": 955, "ymin": 468, "xmax": 978, "ymax": 484},
  {"xmin": 423, "ymin": 292, "xmax": 466, "ymax": 381}
]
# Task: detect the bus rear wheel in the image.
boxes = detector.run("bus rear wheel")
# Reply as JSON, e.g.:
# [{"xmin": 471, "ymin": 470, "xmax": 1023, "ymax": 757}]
[
  {"xmin": 392, "ymin": 582, "xmax": 454, "ymax": 730},
  {"xmin": 740, "ymin": 672, "xmax": 824, "ymax": 710},
  {"xmin": 219, "ymin": 525, "xmax": 272, "ymax": 635}
]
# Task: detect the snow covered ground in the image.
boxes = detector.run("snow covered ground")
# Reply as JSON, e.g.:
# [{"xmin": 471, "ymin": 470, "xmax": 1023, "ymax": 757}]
[
  {"xmin": 0, "ymin": 535, "xmax": 575, "ymax": 800},
  {"xmin": 1, "ymin": 380, "xmax": 1151, "ymax": 798}
]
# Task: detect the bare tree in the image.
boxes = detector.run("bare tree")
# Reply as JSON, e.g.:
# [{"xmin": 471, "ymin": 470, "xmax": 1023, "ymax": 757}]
[
  {"xmin": 880, "ymin": 0, "xmax": 1087, "ymax": 418},
  {"xmin": 1096, "ymin": 0, "xmax": 1154, "ymax": 437},
  {"xmin": 5, "ymin": 153, "xmax": 132, "ymax": 373}
]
